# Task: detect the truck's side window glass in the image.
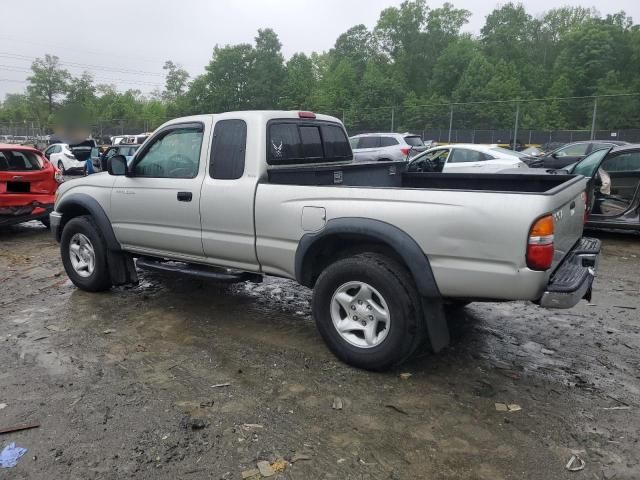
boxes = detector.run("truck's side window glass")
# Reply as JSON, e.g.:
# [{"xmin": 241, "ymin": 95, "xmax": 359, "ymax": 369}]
[
  {"xmin": 211, "ymin": 119, "xmax": 247, "ymax": 180},
  {"xmin": 133, "ymin": 126, "xmax": 203, "ymax": 178}
]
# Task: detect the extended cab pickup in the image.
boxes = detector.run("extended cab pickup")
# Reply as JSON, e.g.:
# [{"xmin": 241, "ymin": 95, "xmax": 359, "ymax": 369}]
[{"xmin": 50, "ymin": 111, "xmax": 601, "ymax": 370}]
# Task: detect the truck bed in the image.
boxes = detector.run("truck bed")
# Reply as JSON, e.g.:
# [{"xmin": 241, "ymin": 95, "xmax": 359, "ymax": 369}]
[{"xmin": 266, "ymin": 160, "xmax": 579, "ymax": 194}]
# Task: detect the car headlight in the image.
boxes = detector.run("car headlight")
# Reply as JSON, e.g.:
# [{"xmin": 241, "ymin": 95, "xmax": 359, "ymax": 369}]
[{"xmin": 54, "ymin": 171, "xmax": 65, "ymax": 183}]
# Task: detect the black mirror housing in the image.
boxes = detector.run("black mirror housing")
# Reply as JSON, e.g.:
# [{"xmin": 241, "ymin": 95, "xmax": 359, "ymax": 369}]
[{"xmin": 108, "ymin": 155, "xmax": 128, "ymax": 176}]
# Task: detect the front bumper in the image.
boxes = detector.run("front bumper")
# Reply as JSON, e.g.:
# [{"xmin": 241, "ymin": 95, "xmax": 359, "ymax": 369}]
[
  {"xmin": 539, "ymin": 237, "xmax": 601, "ymax": 309},
  {"xmin": 50, "ymin": 211, "xmax": 62, "ymax": 240}
]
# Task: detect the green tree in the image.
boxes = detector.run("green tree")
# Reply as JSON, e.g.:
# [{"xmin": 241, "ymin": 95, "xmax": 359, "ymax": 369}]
[
  {"xmin": 162, "ymin": 61, "xmax": 190, "ymax": 102},
  {"xmin": 282, "ymin": 53, "xmax": 316, "ymax": 109},
  {"xmin": 249, "ymin": 28, "xmax": 286, "ymax": 109},
  {"xmin": 204, "ymin": 43, "xmax": 255, "ymax": 112},
  {"xmin": 26, "ymin": 54, "xmax": 70, "ymax": 118}
]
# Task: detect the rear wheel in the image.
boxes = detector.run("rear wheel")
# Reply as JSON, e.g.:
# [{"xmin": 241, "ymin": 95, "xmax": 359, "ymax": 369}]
[
  {"xmin": 40, "ymin": 217, "xmax": 50, "ymax": 229},
  {"xmin": 312, "ymin": 253, "xmax": 424, "ymax": 371},
  {"xmin": 60, "ymin": 216, "xmax": 112, "ymax": 292}
]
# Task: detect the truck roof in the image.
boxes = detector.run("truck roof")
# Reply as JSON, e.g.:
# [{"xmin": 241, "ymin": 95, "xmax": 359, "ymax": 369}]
[{"xmin": 161, "ymin": 110, "xmax": 342, "ymax": 127}]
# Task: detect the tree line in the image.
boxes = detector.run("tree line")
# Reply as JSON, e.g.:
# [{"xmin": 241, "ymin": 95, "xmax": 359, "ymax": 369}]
[{"xmin": 1, "ymin": 1, "xmax": 639, "ymax": 136}]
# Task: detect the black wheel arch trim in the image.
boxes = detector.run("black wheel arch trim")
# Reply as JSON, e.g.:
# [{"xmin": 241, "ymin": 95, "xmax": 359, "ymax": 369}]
[
  {"xmin": 295, "ymin": 217, "xmax": 441, "ymax": 298},
  {"xmin": 55, "ymin": 193, "xmax": 121, "ymax": 251}
]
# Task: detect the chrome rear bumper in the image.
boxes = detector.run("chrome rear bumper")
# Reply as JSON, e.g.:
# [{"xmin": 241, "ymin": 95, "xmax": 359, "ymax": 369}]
[{"xmin": 539, "ymin": 237, "xmax": 601, "ymax": 309}]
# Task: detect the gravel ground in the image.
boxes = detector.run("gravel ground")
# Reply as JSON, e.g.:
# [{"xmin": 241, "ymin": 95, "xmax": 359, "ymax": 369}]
[{"xmin": 0, "ymin": 222, "xmax": 639, "ymax": 480}]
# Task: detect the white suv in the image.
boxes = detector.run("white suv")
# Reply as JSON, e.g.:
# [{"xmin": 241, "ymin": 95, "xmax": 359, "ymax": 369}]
[{"xmin": 350, "ymin": 133, "xmax": 427, "ymax": 162}]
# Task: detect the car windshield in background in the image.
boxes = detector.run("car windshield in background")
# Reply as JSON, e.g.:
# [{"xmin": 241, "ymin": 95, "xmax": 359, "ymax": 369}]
[
  {"xmin": 0, "ymin": 150, "xmax": 42, "ymax": 171},
  {"xmin": 404, "ymin": 136, "xmax": 424, "ymax": 147},
  {"xmin": 119, "ymin": 146, "xmax": 139, "ymax": 157},
  {"xmin": 490, "ymin": 147, "xmax": 526, "ymax": 157},
  {"xmin": 571, "ymin": 148, "xmax": 610, "ymax": 177}
]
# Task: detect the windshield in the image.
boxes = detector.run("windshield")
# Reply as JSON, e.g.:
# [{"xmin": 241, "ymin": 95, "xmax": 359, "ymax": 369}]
[
  {"xmin": 571, "ymin": 148, "xmax": 610, "ymax": 177},
  {"xmin": 0, "ymin": 150, "xmax": 43, "ymax": 171},
  {"xmin": 490, "ymin": 147, "xmax": 526, "ymax": 157},
  {"xmin": 404, "ymin": 136, "xmax": 424, "ymax": 147}
]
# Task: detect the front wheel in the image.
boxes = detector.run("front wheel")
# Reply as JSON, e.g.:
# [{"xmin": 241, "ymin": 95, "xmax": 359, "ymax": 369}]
[
  {"xmin": 60, "ymin": 216, "xmax": 112, "ymax": 292},
  {"xmin": 312, "ymin": 253, "xmax": 424, "ymax": 371},
  {"xmin": 57, "ymin": 160, "xmax": 66, "ymax": 174}
]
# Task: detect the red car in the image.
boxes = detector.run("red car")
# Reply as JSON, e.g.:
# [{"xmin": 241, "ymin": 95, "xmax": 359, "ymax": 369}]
[{"xmin": 0, "ymin": 144, "xmax": 63, "ymax": 228}]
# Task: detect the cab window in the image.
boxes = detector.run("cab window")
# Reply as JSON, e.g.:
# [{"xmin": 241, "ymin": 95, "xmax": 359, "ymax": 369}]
[
  {"xmin": 210, "ymin": 119, "xmax": 247, "ymax": 180},
  {"xmin": 133, "ymin": 125, "xmax": 203, "ymax": 178}
]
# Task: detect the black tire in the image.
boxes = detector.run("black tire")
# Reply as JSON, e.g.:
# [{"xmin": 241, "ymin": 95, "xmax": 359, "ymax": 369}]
[
  {"xmin": 60, "ymin": 216, "xmax": 112, "ymax": 292},
  {"xmin": 40, "ymin": 217, "xmax": 50, "ymax": 229},
  {"xmin": 312, "ymin": 253, "xmax": 425, "ymax": 371},
  {"xmin": 57, "ymin": 160, "xmax": 66, "ymax": 174}
]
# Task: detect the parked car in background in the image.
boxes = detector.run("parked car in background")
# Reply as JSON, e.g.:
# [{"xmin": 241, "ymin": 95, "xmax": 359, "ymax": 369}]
[
  {"xmin": 44, "ymin": 140, "xmax": 98, "ymax": 174},
  {"xmin": 566, "ymin": 144, "xmax": 640, "ymax": 231},
  {"xmin": 1, "ymin": 144, "xmax": 63, "ymax": 227},
  {"xmin": 88, "ymin": 144, "xmax": 141, "ymax": 173},
  {"xmin": 350, "ymin": 132, "xmax": 427, "ymax": 162},
  {"xmin": 406, "ymin": 144, "xmax": 527, "ymax": 173},
  {"xmin": 538, "ymin": 140, "xmax": 628, "ymax": 169}
]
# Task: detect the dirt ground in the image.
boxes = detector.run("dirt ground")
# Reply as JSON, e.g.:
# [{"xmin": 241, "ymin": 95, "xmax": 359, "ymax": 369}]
[{"xmin": 1, "ymin": 222, "xmax": 639, "ymax": 480}]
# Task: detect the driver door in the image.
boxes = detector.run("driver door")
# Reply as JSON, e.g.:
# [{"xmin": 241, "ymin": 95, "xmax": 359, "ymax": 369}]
[{"xmin": 109, "ymin": 121, "xmax": 210, "ymax": 259}]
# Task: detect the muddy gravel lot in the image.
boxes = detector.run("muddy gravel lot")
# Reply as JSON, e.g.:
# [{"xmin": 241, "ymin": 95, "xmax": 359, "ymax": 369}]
[{"xmin": 1, "ymin": 223, "xmax": 639, "ymax": 480}]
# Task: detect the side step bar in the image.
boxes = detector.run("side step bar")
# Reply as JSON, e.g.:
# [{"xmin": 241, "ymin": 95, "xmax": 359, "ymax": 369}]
[{"xmin": 136, "ymin": 257, "xmax": 262, "ymax": 284}]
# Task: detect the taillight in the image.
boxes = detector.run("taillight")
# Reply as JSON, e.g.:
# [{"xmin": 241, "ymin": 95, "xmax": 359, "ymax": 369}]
[
  {"xmin": 581, "ymin": 191, "xmax": 588, "ymax": 223},
  {"xmin": 400, "ymin": 147, "xmax": 410, "ymax": 157},
  {"xmin": 527, "ymin": 215, "xmax": 554, "ymax": 271},
  {"xmin": 298, "ymin": 111, "xmax": 316, "ymax": 119}
]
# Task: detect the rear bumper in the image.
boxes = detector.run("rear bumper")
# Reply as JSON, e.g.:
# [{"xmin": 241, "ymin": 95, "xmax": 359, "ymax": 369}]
[
  {"xmin": 0, "ymin": 204, "xmax": 53, "ymax": 227},
  {"xmin": 539, "ymin": 237, "xmax": 601, "ymax": 309}
]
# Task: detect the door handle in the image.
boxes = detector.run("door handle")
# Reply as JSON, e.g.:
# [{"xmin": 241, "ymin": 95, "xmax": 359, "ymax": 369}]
[{"xmin": 177, "ymin": 191, "xmax": 192, "ymax": 202}]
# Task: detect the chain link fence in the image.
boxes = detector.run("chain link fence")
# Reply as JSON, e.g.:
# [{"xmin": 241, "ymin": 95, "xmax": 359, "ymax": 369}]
[
  {"xmin": 342, "ymin": 93, "xmax": 640, "ymax": 146},
  {"xmin": 2, "ymin": 94, "xmax": 639, "ymax": 148}
]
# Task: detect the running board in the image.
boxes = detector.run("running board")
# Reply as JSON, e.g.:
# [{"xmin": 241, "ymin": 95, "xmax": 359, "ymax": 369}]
[{"xmin": 136, "ymin": 257, "xmax": 262, "ymax": 284}]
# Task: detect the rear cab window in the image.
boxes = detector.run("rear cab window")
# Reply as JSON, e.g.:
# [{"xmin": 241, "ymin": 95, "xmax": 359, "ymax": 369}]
[
  {"xmin": 0, "ymin": 150, "xmax": 43, "ymax": 171},
  {"xmin": 267, "ymin": 120, "xmax": 352, "ymax": 165}
]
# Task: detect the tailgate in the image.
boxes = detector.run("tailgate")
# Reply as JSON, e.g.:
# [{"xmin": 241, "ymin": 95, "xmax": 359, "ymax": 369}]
[{"xmin": 551, "ymin": 191, "xmax": 586, "ymax": 270}]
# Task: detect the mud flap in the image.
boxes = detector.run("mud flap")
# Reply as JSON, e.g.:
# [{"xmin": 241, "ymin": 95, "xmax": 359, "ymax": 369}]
[
  {"xmin": 421, "ymin": 299, "xmax": 450, "ymax": 352},
  {"xmin": 107, "ymin": 251, "xmax": 138, "ymax": 286}
]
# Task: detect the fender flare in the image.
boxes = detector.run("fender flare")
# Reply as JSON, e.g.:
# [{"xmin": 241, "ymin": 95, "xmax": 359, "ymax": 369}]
[
  {"xmin": 295, "ymin": 217, "xmax": 441, "ymax": 298},
  {"xmin": 56, "ymin": 193, "xmax": 121, "ymax": 251}
]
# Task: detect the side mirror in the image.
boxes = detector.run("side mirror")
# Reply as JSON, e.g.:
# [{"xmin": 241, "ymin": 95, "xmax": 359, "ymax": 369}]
[{"xmin": 108, "ymin": 155, "xmax": 128, "ymax": 176}]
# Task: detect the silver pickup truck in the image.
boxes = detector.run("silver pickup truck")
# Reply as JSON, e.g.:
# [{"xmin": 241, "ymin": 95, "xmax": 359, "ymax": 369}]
[{"xmin": 50, "ymin": 111, "xmax": 601, "ymax": 370}]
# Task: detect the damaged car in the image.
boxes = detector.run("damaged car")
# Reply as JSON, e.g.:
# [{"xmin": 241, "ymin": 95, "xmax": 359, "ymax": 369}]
[{"xmin": 0, "ymin": 144, "xmax": 63, "ymax": 228}]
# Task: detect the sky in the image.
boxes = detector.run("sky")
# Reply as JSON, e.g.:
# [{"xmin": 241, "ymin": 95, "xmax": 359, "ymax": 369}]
[{"xmin": 0, "ymin": 0, "xmax": 638, "ymax": 98}]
